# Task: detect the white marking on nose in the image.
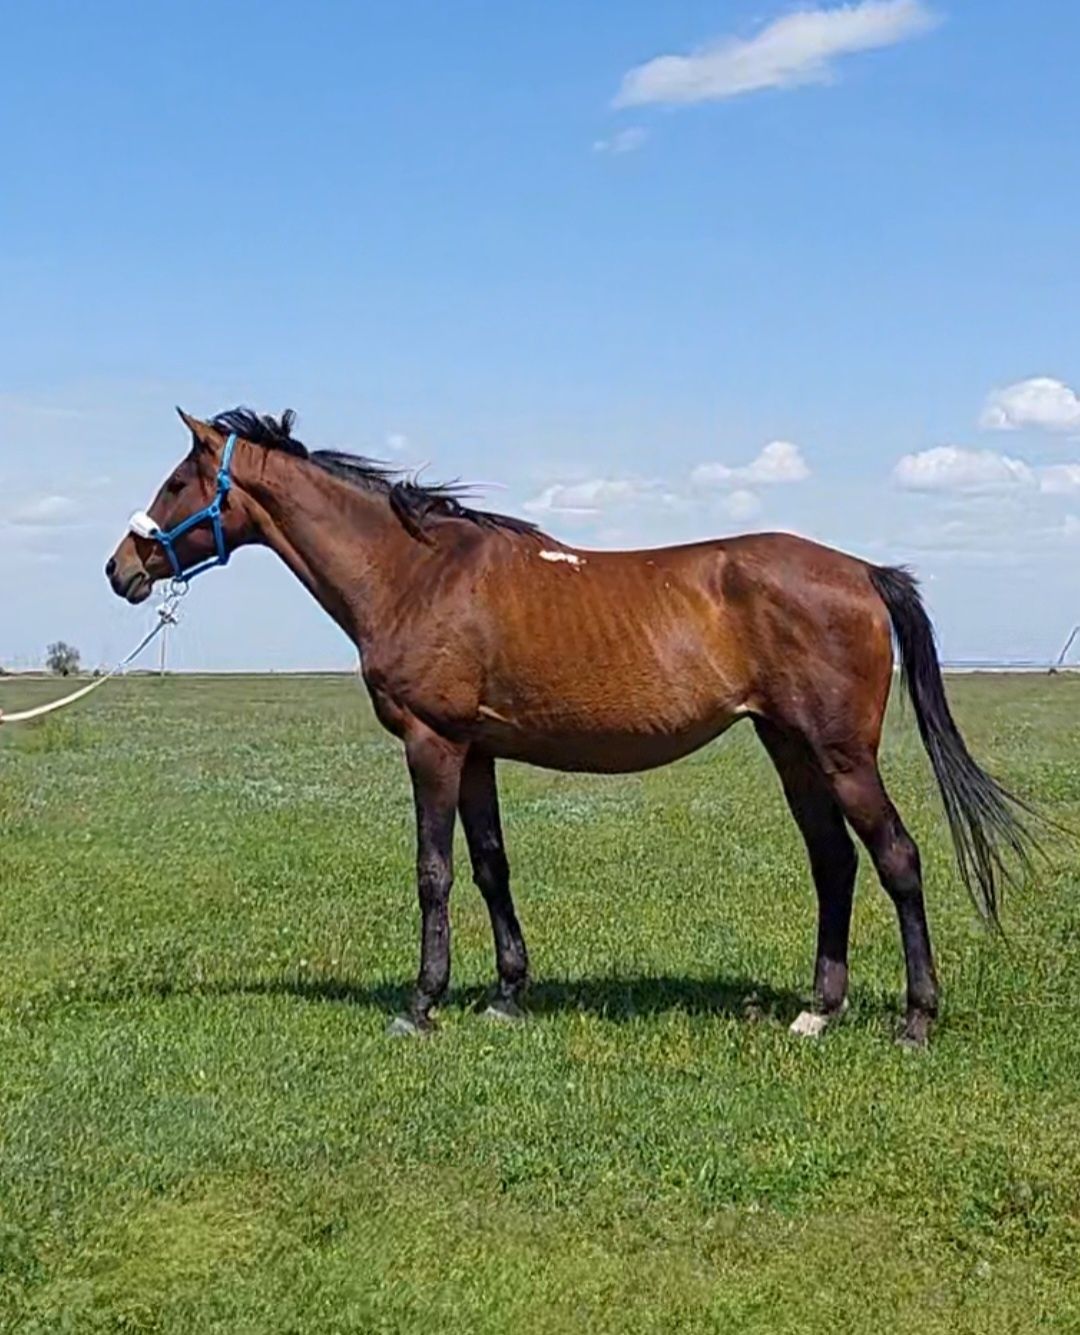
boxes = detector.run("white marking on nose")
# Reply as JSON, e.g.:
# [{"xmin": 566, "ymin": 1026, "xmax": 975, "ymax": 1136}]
[
  {"xmin": 539, "ymin": 550, "xmax": 583, "ymax": 566},
  {"xmin": 129, "ymin": 510, "xmax": 159, "ymax": 539}
]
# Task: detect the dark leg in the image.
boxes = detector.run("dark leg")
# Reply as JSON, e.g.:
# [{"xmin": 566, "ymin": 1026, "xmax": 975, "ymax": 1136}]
[
  {"xmin": 823, "ymin": 753, "xmax": 939, "ymax": 1046},
  {"xmin": 388, "ymin": 728, "xmax": 465, "ymax": 1037},
  {"xmin": 459, "ymin": 751, "xmax": 529, "ymax": 1020},
  {"xmin": 755, "ymin": 719, "xmax": 858, "ymax": 1035}
]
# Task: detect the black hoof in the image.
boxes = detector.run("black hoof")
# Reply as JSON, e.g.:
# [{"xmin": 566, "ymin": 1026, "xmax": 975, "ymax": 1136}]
[
  {"xmin": 483, "ymin": 997, "xmax": 526, "ymax": 1024},
  {"xmin": 897, "ymin": 1012, "xmax": 932, "ymax": 1049},
  {"xmin": 386, "ymin": 1013, "xmax": 432, "ymax": 1038}
]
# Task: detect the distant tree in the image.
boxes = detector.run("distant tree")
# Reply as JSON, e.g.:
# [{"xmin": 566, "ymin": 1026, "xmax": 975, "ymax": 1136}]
[{"xmin": 46, "ymin": 641, "xmax": 81, "ymax": 676}]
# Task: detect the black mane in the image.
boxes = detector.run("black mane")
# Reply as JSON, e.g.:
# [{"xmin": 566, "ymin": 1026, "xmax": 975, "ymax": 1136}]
[{"xmin": 210, "ymin": 407, "xmax": 538, "ymax": 542}]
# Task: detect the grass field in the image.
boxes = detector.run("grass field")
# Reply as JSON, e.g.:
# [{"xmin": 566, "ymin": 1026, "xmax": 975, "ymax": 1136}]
[{"xmin": 0, "ymin": 672, "xmax": 1078, "ymax": 1333}]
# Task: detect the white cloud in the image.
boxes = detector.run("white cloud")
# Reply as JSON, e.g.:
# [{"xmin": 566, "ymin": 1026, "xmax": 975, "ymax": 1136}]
[
  {"xmin": 900, "ymin": 503, "xmax": 1080, "ymax": 563},
  {"xmin": 523, "ymin": 444, "xmax": 808, "ymax": 541},
  {"xmin": 979, "ymin": 377, "xmax": 1080, "ymax": 433},
  {"xmin": 721, "ymin": 488, "xmax": 763, "ymax": 520},
  {"xmin": 6, "ymin": 494, "xmax": 81, "ymax": 527},
  {"xmin": 592, "ymin": 126, "xmax": 648, "ymax": 155},
  {"xmin": 613, "ymin": 0, "xmax": 938, "ymax": 108},
  {"xmin": 892, "ymin": 446, "xmax": 1035, "ymax": 493},
  {"xmin": 1039, "ymin": 464, "xmax": 1080, "ymax": 495},
  {"xmin": 691, "ymin": 440, "xmax": 810, "ymax": 488},
  {"xmin": 893, "ymin": 445, "xmax": 1080, "ymax": 497},
  {"xmin": 522, "ymin": 477, "xmax": 661, "ymax": 520},
  {"xmin": 384, "ymin": 433, "xmax": 410, "ymax": 455}
]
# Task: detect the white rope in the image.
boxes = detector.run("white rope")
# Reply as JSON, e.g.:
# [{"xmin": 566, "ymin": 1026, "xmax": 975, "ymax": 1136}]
[{"xmin": 0, "ymin": 596, "xmax": 182, "ymax": 726}]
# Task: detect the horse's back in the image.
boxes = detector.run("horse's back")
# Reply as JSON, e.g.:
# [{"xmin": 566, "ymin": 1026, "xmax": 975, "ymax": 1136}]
[
  {"xmin": 483, "ymin": 529, "xmax": 892, "ymax": 753},
  {"xmin": 377, "ymin": 526, "xmax": 894, "ymax": 770}
]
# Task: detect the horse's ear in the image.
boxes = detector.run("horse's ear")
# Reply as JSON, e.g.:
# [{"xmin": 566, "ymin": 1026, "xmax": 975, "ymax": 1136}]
[{"xmin": 176, "ymin": 407, "xmax": 218, "ymax": 453}]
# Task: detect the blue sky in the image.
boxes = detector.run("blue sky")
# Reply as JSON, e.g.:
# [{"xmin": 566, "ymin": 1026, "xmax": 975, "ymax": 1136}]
[{"xmin": 3, "ymin": 0, "xmax": 1079, "ymax": 670}]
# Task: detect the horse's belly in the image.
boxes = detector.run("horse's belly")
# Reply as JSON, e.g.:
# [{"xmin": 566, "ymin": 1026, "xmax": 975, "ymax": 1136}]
[{"xmin": 472, "ymin": 701, "xmax": 744, "ymax": 773}]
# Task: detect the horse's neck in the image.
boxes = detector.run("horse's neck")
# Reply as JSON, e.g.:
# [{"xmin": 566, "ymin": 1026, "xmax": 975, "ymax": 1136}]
[{"xmin": 247, "ymin": 455, "xmax": 419, "ymax": 649}]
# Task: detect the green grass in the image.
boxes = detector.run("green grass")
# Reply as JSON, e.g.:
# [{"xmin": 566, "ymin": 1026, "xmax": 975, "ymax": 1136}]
[{"xmin": 1, "ymin": 672, "xmax": 1078, "ymax": 1333}]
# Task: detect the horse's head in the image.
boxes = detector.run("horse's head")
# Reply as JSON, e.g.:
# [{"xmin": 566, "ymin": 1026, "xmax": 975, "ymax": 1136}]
[{"xmin": 106, "ymin": 410, "xmax": 257, "ymax": 603}]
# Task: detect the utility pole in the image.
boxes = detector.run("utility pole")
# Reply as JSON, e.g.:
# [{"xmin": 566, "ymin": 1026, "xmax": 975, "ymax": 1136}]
[
  {"xmin": 1053, "ymin": 625, "xmax": 1079, "ymax": 672},
  {"xmin": 159, "ymin": 614, "xmax": 169, "ymax": 677}
]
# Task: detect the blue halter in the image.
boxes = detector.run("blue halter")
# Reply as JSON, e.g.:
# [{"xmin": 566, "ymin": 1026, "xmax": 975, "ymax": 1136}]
[{"xmin": 135, "ymin": 433, "xmax": 237, "ymax": 583}]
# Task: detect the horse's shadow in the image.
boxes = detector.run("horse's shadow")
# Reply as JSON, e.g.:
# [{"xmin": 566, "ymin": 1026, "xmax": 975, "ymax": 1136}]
[{"xmin": 209, "ymin": 972, "xmax": 809, "ymax": 1024}]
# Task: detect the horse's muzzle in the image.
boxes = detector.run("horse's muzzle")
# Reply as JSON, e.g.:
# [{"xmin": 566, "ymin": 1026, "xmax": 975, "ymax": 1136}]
[{"xmin": 106, "ymin": 556, "xmax": 152, "ymax": 604}]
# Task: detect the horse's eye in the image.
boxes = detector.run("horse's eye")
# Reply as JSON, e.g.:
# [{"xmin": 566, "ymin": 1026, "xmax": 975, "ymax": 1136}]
[{"xmin": 164, "ymin": 475, "xmax": 184, "ymax": 497}]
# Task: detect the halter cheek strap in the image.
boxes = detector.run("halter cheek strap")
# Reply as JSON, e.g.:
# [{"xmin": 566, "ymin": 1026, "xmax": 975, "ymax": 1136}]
[{"xmin": 128, "ymin": 433, "xmax": 237, "ymax": 583}]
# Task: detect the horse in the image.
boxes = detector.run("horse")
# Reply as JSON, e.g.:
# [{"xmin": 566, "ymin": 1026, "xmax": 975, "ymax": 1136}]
[{"xmin": 105, "ymin": 408, "xmax": 1035, "ymax": 1045}]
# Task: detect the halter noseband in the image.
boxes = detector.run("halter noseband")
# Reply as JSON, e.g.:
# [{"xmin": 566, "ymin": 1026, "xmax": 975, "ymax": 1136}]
[{"xmin": 128, "ymin": 433, "xmax": 237, "ymax": 584}]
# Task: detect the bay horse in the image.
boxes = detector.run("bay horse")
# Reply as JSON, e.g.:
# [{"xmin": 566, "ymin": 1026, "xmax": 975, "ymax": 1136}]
[{"xmin": 106, "ymin": 409, "xmax": 1034, "ymax": 1045}]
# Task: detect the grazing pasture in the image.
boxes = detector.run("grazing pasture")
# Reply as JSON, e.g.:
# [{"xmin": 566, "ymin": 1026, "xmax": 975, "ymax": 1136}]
[{"xmin": 0, "ymin": 672, "xmax": 1077, "ymax": 1332}]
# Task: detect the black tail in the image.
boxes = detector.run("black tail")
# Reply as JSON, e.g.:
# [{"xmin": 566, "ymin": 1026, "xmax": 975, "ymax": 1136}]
[{"xmin": 869, "ymin": 565, "xmax": 1035, "ymax": 926}]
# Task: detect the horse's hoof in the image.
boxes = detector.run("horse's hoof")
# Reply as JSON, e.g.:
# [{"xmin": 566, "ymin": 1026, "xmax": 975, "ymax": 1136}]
[
  {"xmin": 386, "ymin": 1014, "xmax": 428, "ymax": 1039},
  {"xmin": 897, "ymin": 1015, "xmax": 932, "ymax": 1050},
  {"xmin": 789, "ymin": 1010, "xmax": 831, "ymax": 1039},
  {"xmin": 483, "ymin": 998, "xmax": 526, "ymax": 1024},
  {"xmin": 789, "ymin": 998, "xmax": 847, "ymax": 1039},
  {"xmin": 897, "ymin": 1030, "xmax": 928, "ymax": 1051}
]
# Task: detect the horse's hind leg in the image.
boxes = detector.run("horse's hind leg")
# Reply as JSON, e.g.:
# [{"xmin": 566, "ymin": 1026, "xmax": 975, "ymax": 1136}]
[
  {"xmin": 754, "ymin": 719, "xmax": 858, "ymax": 1035},
  {"xmin": 823, "ymin": 757, "xmax": 939, "ymax": 1045},
  {"xmin": 459, "ymin": 751, "xmax": 529, "ymax": 1020}
]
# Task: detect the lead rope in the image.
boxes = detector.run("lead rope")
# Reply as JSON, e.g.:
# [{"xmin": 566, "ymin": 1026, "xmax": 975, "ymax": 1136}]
[{"xmin": 0, "ymin": 586, "xmax": 186, "ymax": 726}]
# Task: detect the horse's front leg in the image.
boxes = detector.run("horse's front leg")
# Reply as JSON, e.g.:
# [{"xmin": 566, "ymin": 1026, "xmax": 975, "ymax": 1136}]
[
  {"xmin": 459, "ymin": 751, "xmax": 529, "ymax": 1021},
  {"xmin": 387, "ymin": 726, "xmax": 466, "ymax": 1037}
]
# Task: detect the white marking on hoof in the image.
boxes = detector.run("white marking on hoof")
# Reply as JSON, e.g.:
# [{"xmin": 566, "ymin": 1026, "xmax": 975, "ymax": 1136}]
[
  {"xmin": 539, "ymin": 549, "xmax": 584, "ymax": 566},
  {"xmin": 483, "ymin": 1001, "xmax": 525, "ymax": 1024},
  {"xmin": 386, "ymin": 1014, "xmax": 424, "ymax": 1038},
  {"xmin": 789, "ymin": 1010, "xmax": 831, "ymax": 1039}
]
